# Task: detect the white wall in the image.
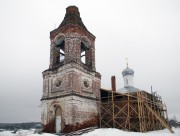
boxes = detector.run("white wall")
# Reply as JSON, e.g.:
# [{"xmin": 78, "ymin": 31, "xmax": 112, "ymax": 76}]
[{"xmin": 123, "ymin": 75, "xmax": 134, "ymax": 87}]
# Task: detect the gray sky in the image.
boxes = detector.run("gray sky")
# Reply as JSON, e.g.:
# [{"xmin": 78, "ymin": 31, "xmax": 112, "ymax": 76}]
[{"xmin": 0, "ymin": 0, "xmax": 180, "ymax": 123}]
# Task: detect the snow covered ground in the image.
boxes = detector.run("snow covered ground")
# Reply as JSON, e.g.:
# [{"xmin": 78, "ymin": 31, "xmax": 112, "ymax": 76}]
[
  {"xmin": 0, "ymin": 128, "xmax": 180, "ymax": 136},
  {"xmin": 82, "ymin": 128, "xmax": 180, "ymax": 136},
  {"xmin": 0, "ymin": 129, "xmax": 35, "ymax": 136}
]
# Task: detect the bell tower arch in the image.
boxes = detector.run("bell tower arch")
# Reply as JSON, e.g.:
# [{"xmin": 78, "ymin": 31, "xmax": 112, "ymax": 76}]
[{"xmin": 41, "ymin": 6, "xmax": 101, "ymax": 134}]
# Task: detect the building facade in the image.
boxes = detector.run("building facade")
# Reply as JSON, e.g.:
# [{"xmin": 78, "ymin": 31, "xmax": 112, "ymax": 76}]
[{"xmin": 41, "ymin": 6, "xmax": 101, "ymax": 133}]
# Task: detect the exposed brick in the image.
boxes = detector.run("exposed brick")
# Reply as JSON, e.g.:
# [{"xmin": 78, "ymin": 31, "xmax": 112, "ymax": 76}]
[{"xmin": 41, "ymin": 6, "xmax": 101, "ymax": 134}]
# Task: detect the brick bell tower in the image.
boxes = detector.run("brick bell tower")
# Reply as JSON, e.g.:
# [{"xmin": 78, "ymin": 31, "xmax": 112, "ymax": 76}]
[{"xmin": 41, "ymin": 6, "xmax": 101, "ymax": 133}]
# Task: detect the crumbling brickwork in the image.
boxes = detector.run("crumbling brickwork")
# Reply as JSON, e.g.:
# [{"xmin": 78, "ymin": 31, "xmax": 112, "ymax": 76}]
[
  {"xmin": 41, "ymin": 6, "xmax": 101, "ymax": 133},
  {"xmin": 41, "ymin": 96, "xmax": 99, "ymax": 133}
]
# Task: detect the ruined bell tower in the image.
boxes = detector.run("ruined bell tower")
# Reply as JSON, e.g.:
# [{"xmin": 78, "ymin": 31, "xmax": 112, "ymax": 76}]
[{"xmin": 41, "ymin": 6, "xmax": 101, "ymax": 133}]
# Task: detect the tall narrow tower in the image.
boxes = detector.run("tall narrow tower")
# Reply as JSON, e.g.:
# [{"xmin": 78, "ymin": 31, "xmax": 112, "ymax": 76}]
[{"xmin": 41, "ymin": 6, "xmax": 101, "ymax": 133}]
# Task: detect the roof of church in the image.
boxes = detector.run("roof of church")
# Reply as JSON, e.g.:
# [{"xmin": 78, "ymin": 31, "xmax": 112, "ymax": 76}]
[
  {"xmin": 59, "ymin": 6, "xmax": 88, "ymax": 31},
  {"xmin": 117, "ymin": 86, "xmax": 141, "ymax": 93},
  {"xmin": 50, "ymin": 6, "xmax": 95, "ymax": 39},
  {"xmin": 122, "ymin": 66, "xmax": 134, "ymax": 77}
]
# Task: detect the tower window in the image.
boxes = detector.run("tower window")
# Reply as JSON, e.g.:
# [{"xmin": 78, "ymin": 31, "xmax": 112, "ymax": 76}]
[
  {"xmin": 126, "ymin": 79, "xmax": 128, "ymax": 84},
  {"xmin": 56, "ymin": 40, "xmax": 65, "ymax": 64},
  {"xmin": 81, "ymin": 42, "xmax": 88, "ymax": 64},
  {"xmin": 81, "ymin": 51, "xmax": 85, "ymax": 64},
  {"xmin": 60, "ymin": 49, "xmax": 65, "ymax": 62}
]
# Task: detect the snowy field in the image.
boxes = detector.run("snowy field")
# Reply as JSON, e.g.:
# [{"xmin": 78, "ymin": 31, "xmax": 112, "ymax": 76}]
[
  {"xmin": 0, "ymin": 129, "xmax": 35, "ymax": 136},
  {"xmin": 0, "ymin": 128, "xmax": 180, "ymax": 136},
  {"xmin": 82, "ymin": 128, "xmax": 180, "ymax": 136}
]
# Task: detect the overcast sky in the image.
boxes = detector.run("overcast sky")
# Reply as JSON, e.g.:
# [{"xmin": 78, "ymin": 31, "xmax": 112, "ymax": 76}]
[{"xmin": 0, "ymin": 0, "xmax": 180, "ymax": 123}]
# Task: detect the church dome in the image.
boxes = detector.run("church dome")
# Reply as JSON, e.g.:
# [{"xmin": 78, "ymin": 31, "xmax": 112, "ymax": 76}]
[{"xmin": 122, "ymin": 67, "xmax": 134, "ymax": 77}]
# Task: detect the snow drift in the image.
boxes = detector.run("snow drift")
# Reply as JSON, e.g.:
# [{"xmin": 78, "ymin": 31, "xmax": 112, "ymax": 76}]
[{"xmin": 1, "ymin": 128, "xmax": 180, "ymax": 136}]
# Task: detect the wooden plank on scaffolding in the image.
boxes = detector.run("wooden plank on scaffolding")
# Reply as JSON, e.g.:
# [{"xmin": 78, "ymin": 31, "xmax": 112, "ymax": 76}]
[
  {"xmin": 144, "ymin": 103, "xmax": 174, "ymax": 133},
  {"xmin": 114, "ymin": 119, "xmax": 125, "ymax": 129},
  {"xmin": 129, "ymin": 104, "xmax": 138, "ymax": 115},
  {"xmin": 150, "ymin": 94, "xmax": 155, "ymax": 130},
  {"xmin": 114, "ymin": 104, "xmax": 128, "ymax": 117},
  {"xmin": 128, "ymin": 93, "xmax": 130, "ymax": 130},
  {"xmin": 137, "ymin": 91, "xmax": 144, "ymax": 132},
  {"xmin": 137, "ymin": 92, "xmax": 141, "ymax": 132},
  {"xmin": 102, "ymin": 119, "xmax": 112, "ymax": 128},
  {"xmin": 101, "ymin": 105, "xmax": 112, "ymax": 116},
  {"xmin": 112, "ymin": 91, "xmax": 115, "ymax": 128}
]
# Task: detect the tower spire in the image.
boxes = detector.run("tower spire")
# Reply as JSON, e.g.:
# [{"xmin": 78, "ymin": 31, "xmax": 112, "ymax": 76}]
[{"xmin": 126, "ymin": 58, "xmax": 128, "ymax": 68}]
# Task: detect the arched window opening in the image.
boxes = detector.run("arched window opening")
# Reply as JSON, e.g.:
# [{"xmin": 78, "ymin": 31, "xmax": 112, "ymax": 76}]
[
  {"xmin": 81, "ymin": 51, "xmax": 85, "ymax": 64},
  {"xmin": 81, "ymin": 42, "xmax": 88, "ymax": 64},
  {"xmin": 56, "ymin": 40, "xmax": 65, "ymax": 63},
  {"xmin": 60, "ymin": 49, "xmax": 65, "ymax": 62}
]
